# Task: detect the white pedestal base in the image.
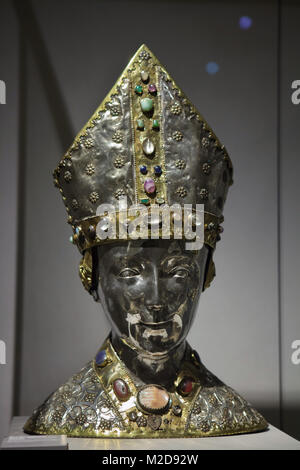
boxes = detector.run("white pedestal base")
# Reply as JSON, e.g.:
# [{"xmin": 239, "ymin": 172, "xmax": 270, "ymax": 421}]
[{"xmin": 1, "ymin": 417, "xmax": 300, "ymax": 450}]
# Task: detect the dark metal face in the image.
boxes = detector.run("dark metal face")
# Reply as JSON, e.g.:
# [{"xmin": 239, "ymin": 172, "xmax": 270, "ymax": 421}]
[{"xmin": 97, "ymin": 240, "xmax": 208, "ymax": 355}]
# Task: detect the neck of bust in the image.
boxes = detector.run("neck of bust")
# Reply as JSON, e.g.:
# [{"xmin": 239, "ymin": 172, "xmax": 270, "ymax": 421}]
[{"xmin": 111, "ymin": 331, "xmax": 188, "ymax": 389}]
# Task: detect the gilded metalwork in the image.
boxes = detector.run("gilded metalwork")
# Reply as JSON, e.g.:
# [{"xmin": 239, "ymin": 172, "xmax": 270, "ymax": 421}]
[
  {"xmin": 172, "ymin": 130, "xmax": 183, "ymax": 141},
  {"xmin": 110, "ymin": 105, "xmax": 121, "ymax": 117},
  {"xmin": 84, "ymin": 137, "xmax": 95, "ymax": 149},
  {"xmin": 201, "ymin": 136, "xmax": 210, "ymax": 148},
  {"xmin": 71, "ymin": 198, "xmax": 78, "ymax": 210},
  {"xmin": 24, "ymin": 337, "xmax": 267, "ymax": 438},
  {"xmin": 89, "ymin": 191, "xmax": 99, "ymax": 204},
  {"xmin": 63, "ymin": 171, "xmax": 72, "ymax": 182},
  {"xmin": 176, "ymin": 186, "xmax": 187, "ymax": 198},
  {"xmin": 52, "ymin": 44, "xmax": 232, "ymax": 267},
  {"xmin": 170, "ymin": 102, "xmax": 182, "ymax": 115},
  {"xmin": 112, "ymin": 130, "xmax": 123, "ymax": 143},
  {"xmin": 202, "ymin": 162, "xmax": 211, "ymax": 174},
  {"xmin": 24, "ymin": 45, "xmax": 267, "ymax": 440},
  {"xmin": 199, "ymin": 188, "xmax": 209, "ymax": 200},
  {"xmin": 85, "ymin": 163, "xmax": 95, "ymax": 176},
  {"xmin": 175, "ymin": 159, "xmax": 186, "ymax": 169},
  {"xmin": 114, "ymin": 156, "xmax": 125, "ymax": 168}
]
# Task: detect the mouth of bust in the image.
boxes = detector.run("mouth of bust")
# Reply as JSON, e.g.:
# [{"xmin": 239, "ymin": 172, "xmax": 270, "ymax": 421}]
[
  {"xmin": 126, "ymin": 313, "xmax": 184, "ymax": 355},
  {"xmin": 139, "ymin": 315, "xmax": 176, "ymax": 328}
]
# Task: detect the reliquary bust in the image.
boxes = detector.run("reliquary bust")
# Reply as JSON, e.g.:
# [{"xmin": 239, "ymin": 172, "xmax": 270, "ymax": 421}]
[{"xmin": 24, "ymin": 45, "xmax": 268, "ymax": 439}]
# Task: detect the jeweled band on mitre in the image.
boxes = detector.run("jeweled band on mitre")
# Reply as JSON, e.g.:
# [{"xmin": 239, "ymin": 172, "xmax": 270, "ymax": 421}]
[{"xmin": 53, "ymin": 44, "xmax": 233, "ymax": 295}]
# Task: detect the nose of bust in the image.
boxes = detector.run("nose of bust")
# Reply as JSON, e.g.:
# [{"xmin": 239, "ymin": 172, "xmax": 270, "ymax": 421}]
[{"xmin": 146, "ymin": 304, "xmax": 166, "ymax": 322}]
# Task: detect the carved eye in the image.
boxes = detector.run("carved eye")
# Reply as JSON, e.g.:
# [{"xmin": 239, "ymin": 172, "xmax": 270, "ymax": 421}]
[
  {"xmin": 118, "ymin": 267, "xmax": 140, "ymax": 278},
  {"xmin": 169, "ymin": 267, "xmax": 189, "ymax": 279}
]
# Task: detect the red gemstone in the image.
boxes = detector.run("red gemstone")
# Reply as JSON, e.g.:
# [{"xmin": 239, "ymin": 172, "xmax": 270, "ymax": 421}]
[
  {"xmin": 179, "ymin": 377, "xmax": 193, "ymax": 395},
  {"xmin": 113, "ymin": 378, "xmax": 129, "ymax": 400}
]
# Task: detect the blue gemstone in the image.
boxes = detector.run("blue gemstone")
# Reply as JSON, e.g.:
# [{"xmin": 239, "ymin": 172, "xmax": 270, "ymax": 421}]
[
  {"xmin": 140, "ymin": 165, "xmax": 147, "ymax": 174},
  {"xmin": 95, "ymin": 349, "xmax": 107, "ymax": 366},
  {"xmin": 75, "ymin": 227, "xmax": 80, "ymax": 235},
  {"xmin": 154, "ymin": 165, "xmax": 162, "ymax": 175}
]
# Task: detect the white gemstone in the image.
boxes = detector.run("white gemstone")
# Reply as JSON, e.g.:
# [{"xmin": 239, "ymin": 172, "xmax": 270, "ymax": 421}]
[
  {"xmin": 141, "ymin": 70, "xmax": 149, "ymax": 82},
  {"xmin": 143, "ymin": 138, "xmax": 155, "ymax": 156}
]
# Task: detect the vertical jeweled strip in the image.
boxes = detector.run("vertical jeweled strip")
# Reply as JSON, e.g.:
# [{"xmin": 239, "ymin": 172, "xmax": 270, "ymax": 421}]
[
  {"xmin": 128, "ymin": 73, "xmax": 138, "ymax": 204},
  {"xmin": 156, "ymin": 65, "xmax": 167, "ymax": 204},
  {"xmin": 129, "ymin": 55, "xmax": 167, "ymax": 205}
]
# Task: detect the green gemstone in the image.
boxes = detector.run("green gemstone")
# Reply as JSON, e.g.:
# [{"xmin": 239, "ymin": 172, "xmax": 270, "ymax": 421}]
[
  {"xmin": 137, "ymin": 119, "xmax": 145, "ymax": 130},
  {"xmin": 140, "ymin": 198, "xmax": 150, "ymax": 205},
  {"xmin": 152, "ymin": 119, "xmax": 159, "ymax": 129},
  {"xmin": 140, "ymin": 98, "xmax": 154, "ymax": 113},
  {"xmin": 135, "ymin": 85, "xmax": 143, "ymax": 95}
]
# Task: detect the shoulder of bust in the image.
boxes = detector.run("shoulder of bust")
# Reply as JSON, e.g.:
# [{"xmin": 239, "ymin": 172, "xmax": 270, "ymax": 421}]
[
  {"xmin": 186, "ymin": 361, "xmax": 268, "ymax": 436},
  {"xmin": 23, "ymin": 361, "xmax": 124, "ymax": 437}
]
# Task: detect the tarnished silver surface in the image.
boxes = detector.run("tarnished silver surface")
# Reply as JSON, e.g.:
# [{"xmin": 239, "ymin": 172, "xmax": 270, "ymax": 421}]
[
  {"xmin": 57, "ymin": 76, "xmax": 136, "ymax": 221},
  {"xmin": 24, "ymin": 45, "xmax": 267, "ymax": 439},
  {"xmin": 188, "ymin": 385, "xmax": 266, "ymax": 436},
  {"xmin": 24, "ymin": 361, "xmax": 125, "ymax": 436},
  {"xmin": 24, "ymin": 239, "xmax": 268, "ymax": 437},
  {"xmin": 97, "ymin": 240, "xmax": 208, "ymax": 367},
  {"xmin": 24, "ymin": 337, "xmax": 267, "ymax": 438},
  {"xmin": 159, "ymin": 71, "xmax": 230, "ymax": 215},
  {"xmin": 54, "ymin": 48, "xmax": 232, "ymax": 224}
]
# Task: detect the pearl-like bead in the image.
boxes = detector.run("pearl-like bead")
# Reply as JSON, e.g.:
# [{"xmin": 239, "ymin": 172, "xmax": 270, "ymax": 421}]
[
  {"xmin": 142, "ymin": 138, "xmax": 155, "ymax": 156},
  {"xmin": 140, "ymin": 71, "xmax": 149, "ymax": 82}
]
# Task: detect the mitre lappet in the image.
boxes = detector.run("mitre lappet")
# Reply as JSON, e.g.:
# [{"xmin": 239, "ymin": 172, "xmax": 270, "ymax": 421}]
[{"xmin": 24, "ymin": 45, "xmax": 268, "ymax": 438}]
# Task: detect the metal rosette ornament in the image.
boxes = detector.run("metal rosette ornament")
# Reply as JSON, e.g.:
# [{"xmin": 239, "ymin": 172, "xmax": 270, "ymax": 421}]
[{"xmin": 53, "ymin": 44, "xmax": 233, "ymax": 295}]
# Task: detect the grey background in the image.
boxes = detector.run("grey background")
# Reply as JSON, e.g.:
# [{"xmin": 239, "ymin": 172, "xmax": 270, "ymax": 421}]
[{"xmin": 0, "ymin": 0, "xmax": 299, "ymax": 442}]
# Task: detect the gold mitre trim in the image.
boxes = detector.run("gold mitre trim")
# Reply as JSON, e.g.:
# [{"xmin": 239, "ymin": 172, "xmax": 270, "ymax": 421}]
[
  {"xmin": 77, "ymin": 208, "xmax": 221, "ymax": 294},
  {"xmin": 57, "ymin": 43, "xmax": 232, "ymax": 172},
  {"xmin": 72, "ymin": 208, "xmax": 223, "ymax": 253},
  {"xmin": 53, "ymin": 44, "xmax": 233, "ymax": 225},
  {"xmin": 52, "ymin": 44, "xmax": 233, "ymax": 294}
]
